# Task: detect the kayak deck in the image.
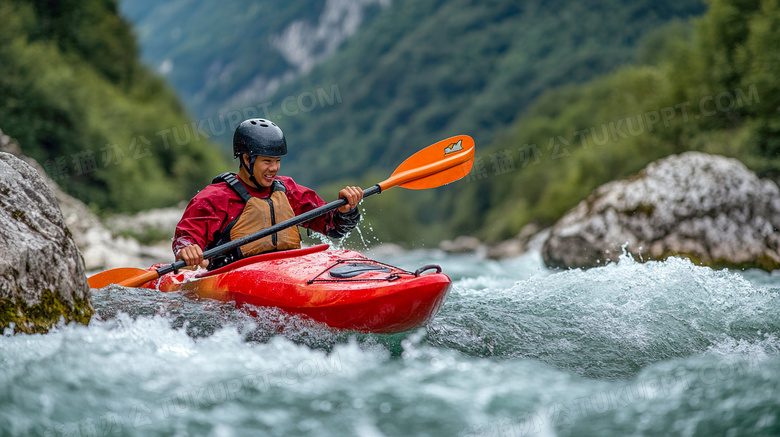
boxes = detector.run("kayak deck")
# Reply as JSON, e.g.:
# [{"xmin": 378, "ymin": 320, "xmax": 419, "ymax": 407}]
[{"xmin": 141, "ymin": 245, "xmax": 451, "ymax": 333}]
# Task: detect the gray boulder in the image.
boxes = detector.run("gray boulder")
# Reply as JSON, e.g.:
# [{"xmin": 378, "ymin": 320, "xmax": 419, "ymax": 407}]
[
  {"xmin": 0, "ymin": 129, "xmax": 171, "ymax": 270},
  {"xmin": 486, "ymin": 223, "xmax": 549, "ymax": 259},
  {"xmin": 543, "ymin": 152, "xmax": 780, "ymax": 271},
  {"xmin": 0, "ymin": 153, "xmax": 93, "ymax": 333},
  {"xmin": 439, "ymin": 236, "xmax": 483, "ymax": 253}
]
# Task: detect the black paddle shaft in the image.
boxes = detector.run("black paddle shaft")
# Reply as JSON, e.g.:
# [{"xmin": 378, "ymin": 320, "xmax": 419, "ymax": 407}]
[{"xmin": 158, "ymin": 184, "xmax": 383, "ymax": 276}]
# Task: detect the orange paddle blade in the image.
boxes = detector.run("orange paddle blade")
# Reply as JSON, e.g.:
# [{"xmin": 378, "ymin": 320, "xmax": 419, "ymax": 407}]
[
  {"xmin": 88, "ymin": 268, "xmax": 148, "ymax": 288},
  {"xmin": 379, "ymin": 135, "xmax": 475, "ymax": 191},
  {"xmin": 117, "ymin": 270, "xmax": 163, "ymax": 288}
]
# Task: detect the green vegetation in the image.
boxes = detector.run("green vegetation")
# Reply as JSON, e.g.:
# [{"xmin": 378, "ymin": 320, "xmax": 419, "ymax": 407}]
[
  {"xmin": 301, "ymin": 0, "xmax": 779, "ymax": 247},
  {"xmin": 467, "ymin": 0, "xmax": 780, "ymax": 241},
  {"xmin": 0, "ymin": 0, "xmax": 228, "ymax": 214},
  {"xmin": 8, "ymin": 0, "xmax": 776, "ymax": 250},
  {"xmin": 0, "ymin": 289, "xmax": 93, "ymax": 334},
  {"xmin": 268, "ymin": 0, "xmax": 704, "ymax": 190},
  {"xmin": 255, "ymin": 0, "xmax": 705, "ymax": 245}
]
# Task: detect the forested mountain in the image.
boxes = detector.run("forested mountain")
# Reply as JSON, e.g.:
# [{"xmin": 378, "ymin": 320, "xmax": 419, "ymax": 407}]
[
  {"xmin": 467, "ymin": 0, "xmax": 780, "ymax": 241},
  {"xmin": 0, "ymin": 0, "xmax": 227, "ymax": 213},
  {"xmin": 10, "ymin": 0, "xmax": 773, "ymax": 251},
  {"xmin": 120, "ymin": 0, "xmax": 390, "ymax": 118},
  {"xmin": 124, "ymin": 0, "xmax": 706, "ymax": 187},
  {"xmin": 15, "ymin": 0, "xmax": 771, "ymax": 249},
  {"xmin": 266, "ymin": 0, "xmax": 705, "ymax": 189},
  {"xmin": 121, "ymin": 0, "xmax": 708, "ymax": 245}
]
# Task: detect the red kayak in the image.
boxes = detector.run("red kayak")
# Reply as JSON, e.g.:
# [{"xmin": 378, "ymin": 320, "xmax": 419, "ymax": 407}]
[{"xmin": 140, "ymin": 244, "xmax": 451, "ymax": 334}]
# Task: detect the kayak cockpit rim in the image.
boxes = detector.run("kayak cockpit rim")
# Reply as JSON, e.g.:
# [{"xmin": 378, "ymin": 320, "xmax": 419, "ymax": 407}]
[{"xmin": 193, "ymin": 244, "xmax": 330, "ymax": 278}]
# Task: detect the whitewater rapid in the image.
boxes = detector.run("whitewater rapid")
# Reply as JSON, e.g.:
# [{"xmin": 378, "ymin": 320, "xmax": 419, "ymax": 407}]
[{"xmin": 2, "ymin": 249, "xmax": 779, "ymax": 436}]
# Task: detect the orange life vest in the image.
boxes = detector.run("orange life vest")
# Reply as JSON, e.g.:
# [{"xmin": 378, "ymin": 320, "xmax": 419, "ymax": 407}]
[{"xmin": 206, "ymin": 173, "xmax": 300, "ymax": 269}]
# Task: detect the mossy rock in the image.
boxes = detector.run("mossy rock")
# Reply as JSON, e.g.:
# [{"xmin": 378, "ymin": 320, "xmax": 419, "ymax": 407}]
[
  {"xmin": 0, "ymin": 289, "xmax": 93, "ymax": 334},
  {"xmin": 0, "ymin": 152, "xmax": 93, "ymax": 334}
]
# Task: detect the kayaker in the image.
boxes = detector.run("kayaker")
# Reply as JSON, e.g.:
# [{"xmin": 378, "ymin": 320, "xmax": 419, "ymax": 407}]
[{"xmin": 173, "ymin": 118, "xmax": 363, "ymax": 269}]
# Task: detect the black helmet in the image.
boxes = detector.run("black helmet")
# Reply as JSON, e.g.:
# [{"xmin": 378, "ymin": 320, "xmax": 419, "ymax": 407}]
[{"xmin": 233, "ymin": 119, "xmax": 287, "ymax": 158}]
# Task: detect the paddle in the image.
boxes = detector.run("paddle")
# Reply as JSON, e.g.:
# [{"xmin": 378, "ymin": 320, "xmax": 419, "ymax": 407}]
[{"xmin": 88, "ymin": 135, "xmax": 475, "ymax": 289}]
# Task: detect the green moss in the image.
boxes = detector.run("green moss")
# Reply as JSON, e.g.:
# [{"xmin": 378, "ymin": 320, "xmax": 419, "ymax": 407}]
[
  {"xmin": 0, "ymin": 1, "xmax": 228, "ymax": 215},
  {"xmin": 626, "ymin": 203, "xmax": 656, "ymax": 216},
  {"xmin": 9, "ymin": 208, "xmax": 40, "ymax": 233},
  {"xmin": 0, "ymin": 187, "xmax": 9, "ymax": 196},
  {"xmin": 0, "ymin": 289, "xmax": 93, "ymax": 334}
]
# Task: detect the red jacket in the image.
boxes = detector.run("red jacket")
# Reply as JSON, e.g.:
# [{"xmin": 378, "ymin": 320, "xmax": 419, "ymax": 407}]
[{"xmin": 173, "ymin": 175, "xmax": 351, "ymax": 255}]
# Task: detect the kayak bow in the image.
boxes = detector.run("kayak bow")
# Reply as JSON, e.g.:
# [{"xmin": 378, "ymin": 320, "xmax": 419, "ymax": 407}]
[{"xmin": 141, "ymin": 245, "xmax": 451, "ymax": 334}]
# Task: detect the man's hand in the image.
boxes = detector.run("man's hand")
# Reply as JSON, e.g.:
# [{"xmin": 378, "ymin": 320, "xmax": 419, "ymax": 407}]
[
  {"xmin": 176, "ymin": 244, "xmax": 206, "ymax": 268},
  {"xmin": 338, "ymin": 186, "xmax": 363, "ymax": 213}
]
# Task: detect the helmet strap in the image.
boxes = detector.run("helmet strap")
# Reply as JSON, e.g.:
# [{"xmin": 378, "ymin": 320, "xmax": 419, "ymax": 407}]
[{"xmin": 241, "ymin": 154, "xmax": 262, "ymax": 188}]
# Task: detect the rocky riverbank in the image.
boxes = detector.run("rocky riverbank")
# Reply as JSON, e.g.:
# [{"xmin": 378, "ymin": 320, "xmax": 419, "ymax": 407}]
[
  {"xmin": 440, "ymin": 152, "xmax": 780, "ymax": 272},
  {"xmin": 438, "ymin": 224, "xmax": 550, "ymax": 260}
]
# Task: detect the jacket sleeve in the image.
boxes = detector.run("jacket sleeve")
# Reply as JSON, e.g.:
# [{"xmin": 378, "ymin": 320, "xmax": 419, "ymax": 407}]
[
  {"xmin": 327, "ymin": 208, "xmax": 361, "ymax": 238},
  {"xmin": 172, "ymin": 191, "xmax": 226, "ymax": 255}
]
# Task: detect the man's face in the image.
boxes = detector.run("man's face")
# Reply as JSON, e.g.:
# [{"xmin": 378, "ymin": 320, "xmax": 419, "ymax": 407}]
[{"xmin": 246, "ymin": 154, "xmax": 281, "ymax": 188}]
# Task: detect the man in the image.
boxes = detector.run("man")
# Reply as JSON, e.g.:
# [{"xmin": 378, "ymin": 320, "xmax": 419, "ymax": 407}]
[{"xmin": 173, "ymin": 118, "xmax": 363, "ymax": 268}]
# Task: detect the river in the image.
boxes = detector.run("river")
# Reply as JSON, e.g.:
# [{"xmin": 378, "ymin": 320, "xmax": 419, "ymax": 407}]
[{"xmin": 2, "ymin": 247, "xmax": 779, "ymax": 436}]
